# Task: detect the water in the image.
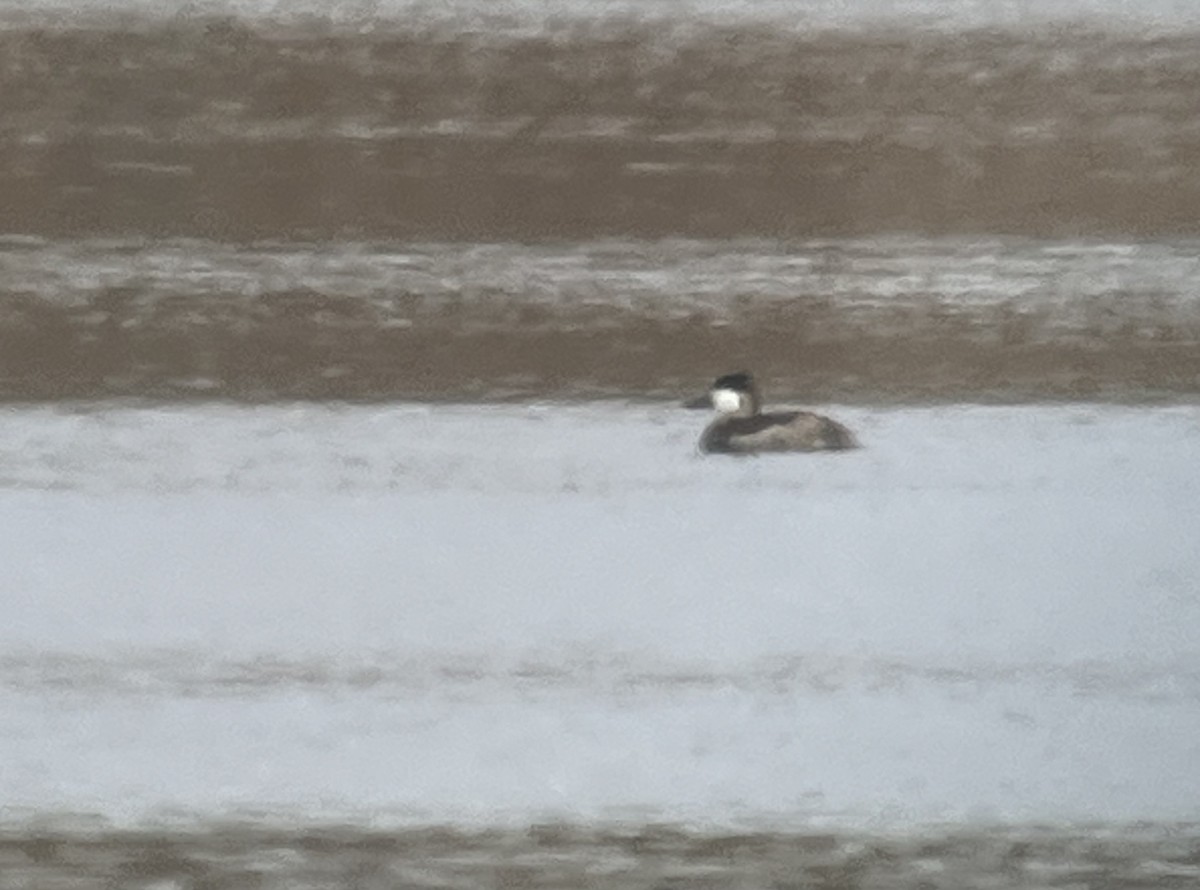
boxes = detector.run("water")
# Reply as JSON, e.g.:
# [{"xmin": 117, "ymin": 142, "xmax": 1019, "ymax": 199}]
[
  {"xmin": 1, "ymin": 402, "xmax": 1198, "ymax": 884},
  {"xmin": 2, "ymin": 403, "xmax": 1198, "ymax": 828}
]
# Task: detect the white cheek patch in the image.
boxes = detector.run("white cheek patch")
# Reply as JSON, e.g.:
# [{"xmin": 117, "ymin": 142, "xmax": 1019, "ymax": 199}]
[{"xmin": 711, "ymin": 388, "xmax": 743, "ymax": 413}]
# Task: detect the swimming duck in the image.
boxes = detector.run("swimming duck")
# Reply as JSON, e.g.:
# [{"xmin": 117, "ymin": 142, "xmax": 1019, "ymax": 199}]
[{"xmin": 697, "ymin": 372, "xmax": 856, "ymax": 454}]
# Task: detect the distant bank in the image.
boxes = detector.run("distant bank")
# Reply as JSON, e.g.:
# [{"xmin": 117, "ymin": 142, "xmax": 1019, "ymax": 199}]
[{"xmin": 2, "ymin": 21, "xmax": 1200, "ymax": 240}]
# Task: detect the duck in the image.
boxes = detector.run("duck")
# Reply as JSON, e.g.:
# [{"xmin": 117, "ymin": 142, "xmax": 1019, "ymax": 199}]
[{"xmin": 696, "ymin": 372, "xmax": 856, "ymax": 455}]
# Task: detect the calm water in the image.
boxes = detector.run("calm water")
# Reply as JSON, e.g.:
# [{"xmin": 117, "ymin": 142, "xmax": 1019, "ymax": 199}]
[{"xmin": 2, "ymin": 402, "xmax": 1199, "ymax": 884}]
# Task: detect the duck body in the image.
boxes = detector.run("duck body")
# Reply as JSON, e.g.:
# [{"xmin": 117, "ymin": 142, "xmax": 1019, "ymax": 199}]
[
  {"xmin": 700, "ymin": 408, "xmax": 856, "ymax": 454},
  {"xmin": 697, "ymin": 372, "xmax": 856, "ymax": 455}
]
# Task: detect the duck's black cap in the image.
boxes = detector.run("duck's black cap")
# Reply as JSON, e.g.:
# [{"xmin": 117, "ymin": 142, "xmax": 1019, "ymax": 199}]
[{"xmin": 712, "ymin": 371, "xmax": 755, "ymax": 392}]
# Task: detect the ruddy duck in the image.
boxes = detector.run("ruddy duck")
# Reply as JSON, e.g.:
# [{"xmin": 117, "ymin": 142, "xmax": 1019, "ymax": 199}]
[{"xmin": 697, "ymin": 372, "xmax": 856, "ymax": 455}]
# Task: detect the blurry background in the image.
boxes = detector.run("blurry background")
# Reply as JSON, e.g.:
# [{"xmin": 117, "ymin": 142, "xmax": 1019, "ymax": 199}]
[
  {"xmin": 2, "ymin": 2, "xmax": 1199, "ymax": 888},
  {"xmin": 2, "ymin": 0, "xmax": 1199, "ymax": 401}
]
